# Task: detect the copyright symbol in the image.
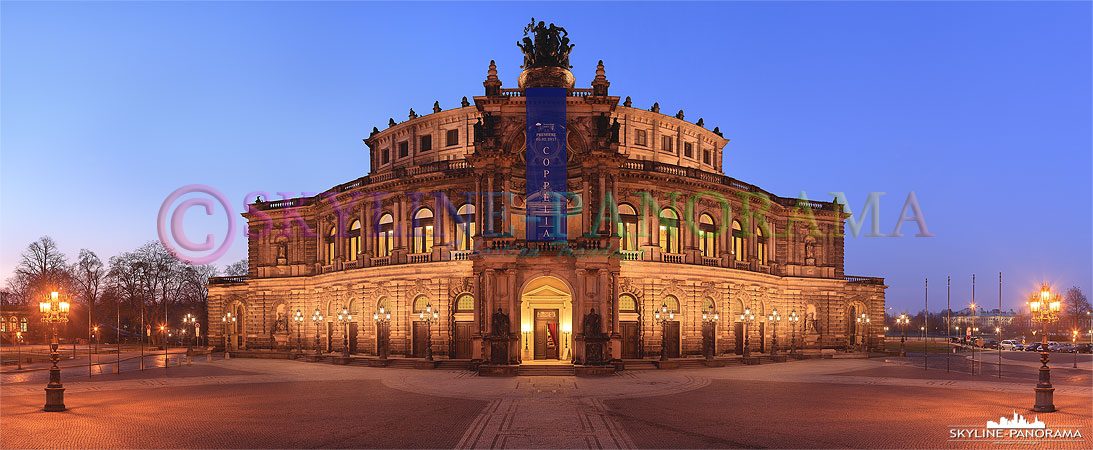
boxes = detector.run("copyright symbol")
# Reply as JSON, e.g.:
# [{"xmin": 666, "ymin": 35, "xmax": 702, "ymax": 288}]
[{"xmin": 157, "ymin": 184, "xmax": 236, "ymax": 265}]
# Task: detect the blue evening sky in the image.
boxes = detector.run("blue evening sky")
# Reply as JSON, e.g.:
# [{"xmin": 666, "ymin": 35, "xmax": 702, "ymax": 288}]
[{"xmin": 2, "ymin": 1, "xmax": 1090, "ymax": 314}]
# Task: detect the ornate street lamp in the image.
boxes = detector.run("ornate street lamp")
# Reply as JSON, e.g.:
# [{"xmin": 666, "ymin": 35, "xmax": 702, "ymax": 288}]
[
  {"xmin": 856, "ymin": 313, "xmax": 870, "ymax": 352},
  {"xmin": 788, "ymin": 310, "xmax": 800, "ymax": 355},
  {"xmin": 311, "ymin": 307, "xmax": 323, "ymax": 354},
  {"xmin": 522, "ymin": 323, "xmax": 531, "ymax": 352},
  {"xmin": 40, "ymin": 290, "xmax": 70, "ymax": 411},
  {"xmin": 767, "ymin": 309, "xmax": 781, "ymax": 356},
  {"xmin": 182, "ymin": 313, "xmax": 197, "ymax": 353},
  {"xmin": 739, "ymin": 307, "xmax": 756, "ymax": 358},
  {"xmin": 221, "ymin": 312, "xmax": 235, "ymax": 357},
  {"xmin": 336, "ymin": 306, "xmax": 353, "ymax": 358},
  {"xmin": 418, "ymin": 303, "xmax": 439, "ymax": 361},
  {"xmin": 373, "ymin": 306, "xmax": 391, "ymax": 360},
  {"xmin": 896, "ymin": 313, "xmax": 910, "ymax": 357},
  {"xmin": 701, "ymin": 309, "xmax": 720, "ymax": 360},
  {"xmin": 293, "ymin": 309, "xmax": 304, "ymax": 354},
  {"xmin": 1029, "ymin": 283, "xmax": 1061, "ymax": 412},
  {"xmin": 654, "ymin": 303, "xmax": 675, "ymax": 361}
]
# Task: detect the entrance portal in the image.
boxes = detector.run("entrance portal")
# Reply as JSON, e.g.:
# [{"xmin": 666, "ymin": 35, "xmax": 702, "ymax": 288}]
[{"xmin": 520, "ymin": 276, "xmax": 573, "ymax": 363}]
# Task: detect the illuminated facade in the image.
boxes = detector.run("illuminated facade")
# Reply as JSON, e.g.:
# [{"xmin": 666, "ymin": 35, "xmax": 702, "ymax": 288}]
[{"xmin": 208, "ymin": 24, "xmax": 886, "ymax": 366}]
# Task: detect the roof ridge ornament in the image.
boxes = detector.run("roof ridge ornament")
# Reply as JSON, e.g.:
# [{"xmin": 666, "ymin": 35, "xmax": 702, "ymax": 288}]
[{"xmin": 516, "ymin": 19, "xmax": 576, "ymax": 89}]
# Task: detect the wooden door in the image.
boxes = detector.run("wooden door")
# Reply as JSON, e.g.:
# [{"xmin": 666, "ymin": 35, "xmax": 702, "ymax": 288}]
[
  {"xmin": 759, "ymin": 322, "xmax": 766, "ymax": 353},
  {"xmin": 734, "ymin": 322, "xmax": 744, "ymax": 354},
  {"xmin": 348, "ymin": 322, "xmax": 358, "ymax": 354},
  {"xmin": 454, "ymin": 322, "xmax": 473, "ymax": 359},
  {"xmin": 412, "ymin": 321, "xmax": 427, "ymax": 358},
  {"xmin": 534, "ymin": 309, "xmax": 559, "ymax": 360},
  {"xmin": 326, "ymin": 322, "xmax": 334, "ymax": 352},
  {"xmin": 665, "ymin": 322, "xmax": 681, "ymax": 358},
  {"xmin": 620, "ymin": 322, "xmax": 640, "ymax": 359},
  {"xmin": 376, "ymin": 323, "xmax": 387, "ymax": 355},
  {"xmin": 702, "ymin": 322, "xmax": 716, "ymax": 357}
]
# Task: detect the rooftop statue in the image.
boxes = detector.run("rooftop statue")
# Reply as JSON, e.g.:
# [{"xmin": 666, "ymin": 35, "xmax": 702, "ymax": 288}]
[{"xmin": 517, "ymin": 18, "xmax": 575, "ymax": 69}]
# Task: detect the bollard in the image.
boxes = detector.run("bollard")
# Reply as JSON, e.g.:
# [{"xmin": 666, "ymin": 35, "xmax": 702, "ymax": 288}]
[
  {"xmin": 206, "ymin": 353, "xmax": 212, "ymax": 362},
  {"xmin": 177, "ymin": 357, "xmax": 182, "ymax": 367},
  {"xmin": 225, "ymin": 352, "xmax": 230, "ymax": 360},
  {"xmin": 186, "ymin": 355, "xmax": 192, "ymax": 366}
]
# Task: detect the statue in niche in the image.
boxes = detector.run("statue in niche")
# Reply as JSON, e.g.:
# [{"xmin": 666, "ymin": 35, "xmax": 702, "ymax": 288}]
[
  {"xmin": 490, "ymin": 308, "xmax": 510, "ymax": 337},
  {"xmin": 583, "ymin": 308, "xmax": 604, "ymax": 338},
  {"xmin": 473, "ymin": 119, "xmax": 485, "ymax": 142},
  {"xmin": 609, "ymin": 118, "xmax": 620, "ymax": 143},
  {"xmin": 805, "ymin": 238, "xmax": 817, "ymax": 266}
]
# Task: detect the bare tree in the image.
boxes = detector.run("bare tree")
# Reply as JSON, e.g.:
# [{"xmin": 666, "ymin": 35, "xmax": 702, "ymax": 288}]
[
  {"xmin": 1063, "ymin": 286, "xmax": 1091, "ymax": 330},
  {"xmin": 71, "ymin": 249, "xmax": 106, "ymax": 332},
  {"xmin": 14, "ymin": 236, "xmax": 72, "ymax": 299},
  {"xmin": 223, "ymin": 258, "xmax": 248, "ymax": 277}
]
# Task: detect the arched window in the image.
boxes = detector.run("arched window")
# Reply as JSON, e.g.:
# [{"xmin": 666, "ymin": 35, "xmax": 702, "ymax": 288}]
[
  {"xmin": 756, "ymin": 226, "xmax": 767, "ymax": 265},
  {"xmin": 732, "ymin": 220, "xmax": 744, "ymax": 262},
  {"xmin": 663, "ymin": 295, "xmax": 680, "ymax": 314},
  {"xmin": 455, "ymin": 204, "xmax": 476, "ymax": 251},
  {"xmin": 20, "ymin": 317, "xmax": 27, "ymax": 332},
  {"xmin": 347, "ymin": 299, "xmax": 357, "ymax": 316},
  {"xmin": 703, "ymin": 297, "xmax": 716, "ymax": 313},
  {"xmin": 619, "ymin": 294, "xmax": 637, "ymax": 312},
  {"xmin": 412, "ymin": 295, "xmax": 430, "ymax": 313},
  {"xmin": 699, "ymin": 213, "xmax": 717, "ymax": 257},
  {"xmin": 326, "ymin": 226, "xmax": 337, "ymax": 265},
  {"xmin": 617, "ymin": 204, "xmax": 639, "ymax": 251},
  {"xmin": 376, "ymin": 297, "xmax": 389, "ymax": 313},
  {"xmin": 377, "ymin": 213, "xmax": 394, "ymax": 258},
  {"xmin": 659, "ymin": 208, "xmax": 680, "ymax": 254},
  {"xmin": 348, "ymin": 220, "xmax": 361, "ymax": 262},
  {"xmin": 413, "ymin": 208, "xmax": 434, "ymax": 254},
  {"xmin": 456, "ymin": 294, "xmax": 474, "ymax": 312}
]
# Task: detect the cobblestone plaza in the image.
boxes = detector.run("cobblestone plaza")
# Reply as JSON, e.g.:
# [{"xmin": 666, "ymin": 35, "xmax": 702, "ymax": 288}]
[{"xmin": 2, "ymin": 356, "xmax": 1090, "ymax": 449}]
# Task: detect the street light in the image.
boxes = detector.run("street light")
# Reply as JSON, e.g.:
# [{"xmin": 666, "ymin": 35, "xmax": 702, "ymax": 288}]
[
  {"xmin": 418, "ymin": 303, "xmax": 439, "ymax": 361},
  {"xmin": 312, "ymin": 307, "xmax": 324, "ymax": 355},
  {"xmin": 701, "ymin": 309, "xmax": 719, "ymax": 360},
  {"xmin": 654, "ymin": 303, "xmax": 675, "ymax": 361},
  {"xmin": 293, "ymin": 309, "xmax": 304, "ymax": 354},
  {"xmin": 182, "ymin": 313, "xmax": 197, "ymax": 353},
  {"xmin": 739, "ymin": 307, "xmax": 756, "ymax": 358},
  {"xmin": 1072, "ymin": 330, "xmax": 1078, "ymax": 369},
  {"xmin": 767, "ymin": 309, "xmax": 781, "ymax": 356},
  {"xmin": 788, "ymin": 310, "xmax": 800, "ymax": 355},
  {"xmin": 40, "ymin": 290, "xmax": 70, "ymax": 412},
  {"xmin": 896, "ymin": 313, "xmax": 909, "ymax": 357},
  {"xmin": 856, "ymin": 313, "xmax": 870, "ymax": 352},
  {"xmin": 336, "ymin": 306, "xmax": 353, "ymax": 358},
  {"xmin": 221, "ymin": 312, "xmax": 235, "ymax": 357},
  {"xmin": 1029, "ymin": 283, "xmax": 1061, "ymax": 412},
  {"xmin": 372, "ymin": 307, "xmax": 390, "ymax": 360},
  {"xmin": 522, "ymin": 322, "xmax": 531, "ymax": 351}
]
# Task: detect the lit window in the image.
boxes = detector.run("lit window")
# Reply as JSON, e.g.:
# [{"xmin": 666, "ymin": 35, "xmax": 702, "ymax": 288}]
[
  {"xmin": 659, "ymin": 208, "xmax": 680, "ymax": 254},
  {"xmin": 664, "ymin": 295, "xmax": 680, "ymax": 313},
  {"xmin": 413, "ymin": 208, "xmax": 434, "ymax": 254},
  {"xmin": 377, "ymin": 213, "xmax": 394, "ymax": 257},
  {"xmin": 699, "ymin": 213, "xmax": 717, "ymax": 257},
  {"xmin": 732, "ymin": 220, "xmax": 744, "ymax": 262},
  {"xmin": 456, "ymin": 204, "xmax": 476, "ymax": 251},
  {"xmin": 756, "ymin": 226, "xmax": 767, "ymax": 265},
  {"xmin": 412, "ymin": 295, "xmax": 429, "ymax": 313},
  {"xmin": 348, "ymin": 220, "xmax": 361, "ymax": 262},
  {"xmin": 617, "ymin": 204, "xmax": 638, "ymax": 251},
  {"xmin": 456, "ymin": 294, "xmax": 474, "ymax": 312},
  {"xmin": 619, "ymin": 294, "xmax": 637, "ymax": 312},
  {"xmin": 326, "ymin": 226, "xmax": 337, "ymax": 265}
]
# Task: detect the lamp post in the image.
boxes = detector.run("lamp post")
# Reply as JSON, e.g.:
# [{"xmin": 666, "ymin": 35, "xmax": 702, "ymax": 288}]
[
  {"xmin": 856, "ymin": 313, "xmax": 870, "ymax": 352},
  {"xmin": 418, "ymin": 303, "xmax": 438, "ymax": 361},
  {"xmin": 221, "ymin": 312, "xmax": 235, "ymax": 357},
  {"xmin": 701, "ymin": 309, "xmax": 719, "ymax": 360},
  {"xmin": 788, "ymin": 310, "xmax": 800, "ymax": 355},
  {"xmin": 182, "ymin": 313, "xmax": 196, "ymax": 353},
  {"xmin": 896, "ymin": 313, "xmax": 909, "ymax": 357},
  {"xmin": 293, "ymin": 309, "xmax": 303, "ymax": 355},
  {"xmin": 739, "ymin": 307, "xmax": 756, "ymax": 358},
  {"xmin": 561, "ymin": 323, "xmax": 571, "ymax": 359},
  {"xmin": 654, "ymin": 303, "xmax": 675, "ymax": 361},
  {"xmin": 312, "ymin": 308, "xmax": 324, "ymax": 355},
  {"xmin": 522, "ymin": 323, "xmax": 531, "ymax": 352},
  {"xmin": 336, "ymin": 306, "xmax": 352, "ymax": 358},
  {"xmin": 1072, "ymin": 330, "xmax": 1078, "ymax": 369},
  {"xmin": 767, "ymin": 309, "xmax": 781, "ymax": 356},
  {"xmin": 40, "ymin": 290, "xmax": 70, "ymax": 412},
  {"xmin": 372, "ymin": 307, "xmax": 390, "ymax": 359},
  {"xmin": 1029, "ymin": 283, "xmax": 1061, "ymax": 412}
]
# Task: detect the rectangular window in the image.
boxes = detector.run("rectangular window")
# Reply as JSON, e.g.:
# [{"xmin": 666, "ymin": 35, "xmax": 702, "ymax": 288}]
[
  {"xmin": 420, "ymin": 135, "xmax": 432, "ymax": 152},
  {"xmin": 398, "ymin": 141, "xmax": 409, "ymax": 158},
  {"xmin": 382, "ymin": 149, "xmax": 390, "ymax": 164},
  {"xmin": 684, "ymin": 142, "xmax": 693, "ymax": 158},
  {"xmin": 635, "ymin": 129, "xmax": 647, "ymax": 147},
  {"xmin": 703, "ymin": 149, "xmax": 711, "ymax": 164},
  {"xmin": 662, "ymin": 136, "xmax": 673, "ymax": 153},
  {"xmin": 446, "ymin": 129, "xmax": 459, "ymax": 146}
]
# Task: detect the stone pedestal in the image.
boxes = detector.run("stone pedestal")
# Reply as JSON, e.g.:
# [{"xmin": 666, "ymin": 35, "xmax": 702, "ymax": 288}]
[
  {"xmin": 654, "ymin": 360, "xmax": 680, "ymax": 369},
  {"xmin": 583, "ymin": 336, "xmax": 611, "ymax": 366}
]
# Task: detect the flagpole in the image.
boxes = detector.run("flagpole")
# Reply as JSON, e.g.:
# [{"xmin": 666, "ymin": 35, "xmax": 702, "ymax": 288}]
[
  {"xmin": 925, "ymin": 278, "xmax": 928, "ymax": 370},
  {"xmin": 998, "ymin": 272, "xmax": 1002, "ymax": 379},
  {"xmin": 946, "ymin": 276, "xmax": 950, "ymax": 373}
]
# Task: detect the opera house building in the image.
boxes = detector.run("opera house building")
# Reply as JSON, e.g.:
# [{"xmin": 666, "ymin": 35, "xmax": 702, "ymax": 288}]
[{"xmin": 208, "ymin": 22, "xmax": 886, "ymax": 373}]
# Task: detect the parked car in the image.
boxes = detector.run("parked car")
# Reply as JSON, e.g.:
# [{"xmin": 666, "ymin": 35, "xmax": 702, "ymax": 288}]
[
  {"xmin": 1012, "ymin": 343, "xmax": 1025, "ymax": 351},
  {"xmin": 1075, "ymin": 343, "xmax": 1093, "ymax": 354},
  {"xmin": 1025, "ymin": 342, "xmax": 1046, "ymax": 352},
  {"xmin": 1000, "ymin": 340, "xmax": 1019, "ymax": 351},
  {"xmin": 1047, "ymin": 341, "xmax": 1065, "ymax": 352}
]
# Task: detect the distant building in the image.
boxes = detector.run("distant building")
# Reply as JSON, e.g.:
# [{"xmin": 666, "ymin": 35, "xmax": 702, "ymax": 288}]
[
  {"xmin": 0, "ymin": 305, "xmax": 31, "ymax": 345},
  {"xmin": 948, "ymin": 307, "xmax": 1016, "ymax": 334}
]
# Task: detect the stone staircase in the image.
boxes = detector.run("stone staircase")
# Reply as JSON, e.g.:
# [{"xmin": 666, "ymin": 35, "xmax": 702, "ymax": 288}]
[
  {"xmin": 675, "ymin": 358, "xmax": 707, "ymax": 369},
  {"xmin": 518, "ymin": 364, "xmax": 575, "ymax": 376},
  {"xmin": 387, "ymin": 359, "xmax": 422, "ymax": 369},
  {"xmin": 436, "ymin": 359, "xmax": 473, "ymax": 371},
  {"xmin": 621, "ymin": 359, "xmax": 658, "ymax": 370}
]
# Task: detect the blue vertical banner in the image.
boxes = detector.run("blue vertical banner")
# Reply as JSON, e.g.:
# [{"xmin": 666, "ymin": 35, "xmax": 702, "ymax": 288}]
[{"xmin": 525, "ymin": 87, "xmax": 568, "ymax": 241}]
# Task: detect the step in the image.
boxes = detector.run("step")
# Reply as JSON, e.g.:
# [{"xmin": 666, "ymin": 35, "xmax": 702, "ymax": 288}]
[
  {"xmin": 436, "ymin": 359, "xmax": 472, "ymax": 370},
  {"xmin": 620, "ymin": 359, "xmax": 658, "ymax": 370},
  {"xmin": 518, "ymin": 365, "xmax": 575, "ymax": 376},
  {"xmin": 676, "ymin": 359, "xmax": 707, "ymax": 369}
]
